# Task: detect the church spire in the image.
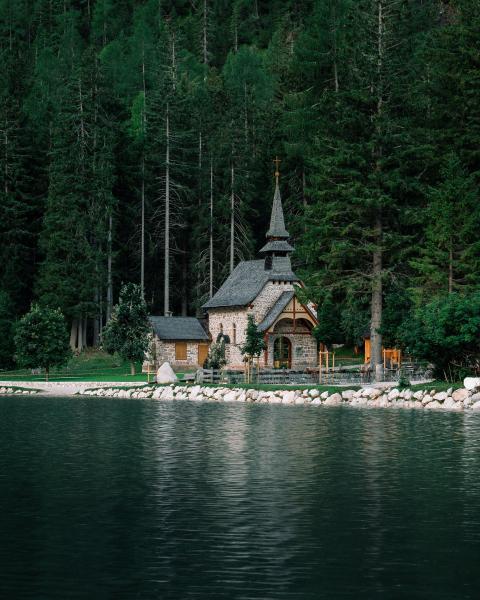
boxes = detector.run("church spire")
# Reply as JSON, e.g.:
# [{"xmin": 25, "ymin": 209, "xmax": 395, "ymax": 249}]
[{"xmin": 259, "ymin": 158, "xmax": 294, "ymax": 258}]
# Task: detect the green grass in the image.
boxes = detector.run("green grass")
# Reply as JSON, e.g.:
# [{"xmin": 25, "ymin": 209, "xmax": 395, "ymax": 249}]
[
  {"xmin": 406, "ymin": 380, "xmax": 463, "ymax": 392},
  {"xmin": 0, "ymin": 350, "xmax": 151, "ymax": 383}
]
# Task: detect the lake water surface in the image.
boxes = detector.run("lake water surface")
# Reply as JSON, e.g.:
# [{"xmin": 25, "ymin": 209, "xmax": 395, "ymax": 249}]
[{"xmin": 0, "ymin": 396, "xmax": 479, "ymax": 599}]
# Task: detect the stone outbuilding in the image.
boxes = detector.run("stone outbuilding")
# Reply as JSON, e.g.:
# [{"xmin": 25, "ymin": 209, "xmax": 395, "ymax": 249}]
[{"xmin": 149, "ymin": 316, "xmax": 210, "ymax": 369}]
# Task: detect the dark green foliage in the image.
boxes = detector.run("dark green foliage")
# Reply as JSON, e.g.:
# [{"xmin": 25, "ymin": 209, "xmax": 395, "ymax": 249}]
[
  {"xmin": 313, "ymin": 293, "xmax": 342, "ymax": 349},
  {"xmin": 241, "ymin": 314, "xmax": 266, "ymax": 358},
  {"xmin": 204, "ymin": 340, "xmax": 226, "ymax": 370},
  {"xmin": 102, "ymin": 283, "xmax": 150, "ymax": 374},
  {"xmin": 0, "ymin": 0, "xmax": 479, "ymax": 380},
  {"xmin": 401, "ymin": 292, "xmax": 480, "ymax": 381},
  {"xmin": 14, "ymin": 305, "xmax": 71, "ymax": 379}
]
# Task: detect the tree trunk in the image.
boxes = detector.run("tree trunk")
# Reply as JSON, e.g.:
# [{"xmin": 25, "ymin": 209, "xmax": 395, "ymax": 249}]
[
  {"xmin": 130, "ymin": 362, "xmax": 136, "ymax": 376},
  {"xmin": 370, "ymin": 215, "xmax": 383, "ymax": 381},
  {"xmin": 106, "ymin": 214, "xmax": 113, "ymax": 322},
  {"xmin": 209, "ymin": 158, "xmax": 214, "ymax": 298},
  {"xmin": 164, "ymin": 105, "xmax": 170, "ymax": 316},
  {"xmin": 70, "ymin": 319, "xmax": 78, "ymax": 351},
  {"xmin": 77, "ymin": 318, "xmax": 83, "ymax": 352},
  {"xmin": 45, "ymin": 366, "xmax": 49, "ymax": 382},
  {"xmin": 448, "ymin": 240, "xmax": 453, "ymax": 293},
  {"xmin": 141, "ymin": 157, "xmax": 145, "ymax": 296},
  {"xmin": 230, "ymin": 163, "xmax": 235, "ymax": 273},
  {"xmin": 82, "ymin": 316, "xmax": 87, "ymax": 349}
]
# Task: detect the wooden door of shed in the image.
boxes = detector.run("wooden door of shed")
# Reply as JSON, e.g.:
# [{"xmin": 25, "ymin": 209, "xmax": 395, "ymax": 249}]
[{"xmin": 198, "ymin": 343, "xmax": 210, "ymax": 367}]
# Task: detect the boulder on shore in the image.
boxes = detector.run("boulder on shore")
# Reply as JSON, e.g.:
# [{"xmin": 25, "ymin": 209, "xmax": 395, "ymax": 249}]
[
  {"xmin": 464, "ymin": 378, "xmax": 480, "ymax": 391},
  {"xmin": 157, "ymin": 362, "xmax": 178, "ymax": 384}
]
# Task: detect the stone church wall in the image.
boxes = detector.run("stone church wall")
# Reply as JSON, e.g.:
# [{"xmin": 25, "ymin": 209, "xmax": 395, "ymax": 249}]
[{"xmin": 265, "ymin": 333, "xmax": 318, "ymax": 369}]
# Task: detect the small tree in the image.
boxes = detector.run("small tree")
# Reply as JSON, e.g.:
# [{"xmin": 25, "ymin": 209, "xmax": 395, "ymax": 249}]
[
  {"xmin": 14, "ymin": 305, "xmax": 71, "ymax": 381},
  {"xmin": 102, "ymin": 283, "xmax": 150, "ymax": 375},
  {"xmin": 204, "ymin": 339, "xmax": 227, "ymax": 370},
  {"xmin": 241, "ymin": 314, "xmax": 266, "ymax": 382}
]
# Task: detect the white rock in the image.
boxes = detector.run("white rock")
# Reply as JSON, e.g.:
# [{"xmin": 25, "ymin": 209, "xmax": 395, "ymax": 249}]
[
  {"xmin": 464, "ymin": 377, "xmax": 480, "ymax": 391},
  {"xmin": 311, "ymin": 398, "xmax": 322, "ymax": 406},
  {"xmin": 452, "ymin": 388, "xmax": 469, "ymax": 402},
  {"xmin": 422, "ymin": 394, "xmax": 433, "ymax": 405},
  {"xmin": 309, "ymin": 389, "xmax": 320, "ymax": 398},
  {"xmin": 433, "ymin": 392, "xmax": 448, "ymax": 401},
  {"xmin": 294, "ymin": 396, "xmax": 305, "ymax": 405},
  {"xmin": 321, "ymin": 391, "xmax": 329, "ymax": 399},
  {"xmin": 446, "ymin": 387, "xmax": 453, "ymax": 396},
  {"xmin": 388, "ymin": 389, "xmax": 400, "ymax": 401},
  {"xmin": 156, "ymin": 362, "xmax": 179, "ymax": 384},
  {"xmin": 470, "ymin": 392, "xmax": 480, "ymax": 402},
  {"xmin": 424, "ymin": 400, "xmax": 442, "ymax": 410},
  {"xmin": 342, "ymin": 390, "xmax": 355, "ymax": 400},
  {"xmin": 324, "ymin": 393, "xmax": 342, "ymax": 406},
  {"xmin": 283, "ymin": 391, "xmax": 296, "ymax": 404},
  {"xmin": 472, "ymin": 401, "xmax": 480, "ymax": 411},
  {"xmin": 403, "ymin": 390, "xmax": 413, "ymax": 400},
  {"xmin": 443, "ymin": 397, "xmax": 462, "ymax": 411},
  {"xmin": 413, "ymin": 390, "xmax": 424, "ymax": 400},
  {"xmin": 223, "ymin": 391, "xmax": 237, "ymax": 402}
]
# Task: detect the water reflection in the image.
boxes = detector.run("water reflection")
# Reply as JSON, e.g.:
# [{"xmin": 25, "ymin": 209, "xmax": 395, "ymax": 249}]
[{"xmin": 0, "ymin": 397, "xmax": 479, "ymax": 599}]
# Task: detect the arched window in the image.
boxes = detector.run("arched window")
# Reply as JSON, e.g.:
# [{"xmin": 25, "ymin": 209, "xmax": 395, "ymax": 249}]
[{"xmin": 232, "ymin": 323, "xmax": 237, "ymax": 345}]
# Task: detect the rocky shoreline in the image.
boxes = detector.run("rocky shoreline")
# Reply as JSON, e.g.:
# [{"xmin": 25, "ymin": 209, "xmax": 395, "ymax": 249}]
[{"xmin": 79, "ymin": 383, "xmax": 480, "ymax": 411}]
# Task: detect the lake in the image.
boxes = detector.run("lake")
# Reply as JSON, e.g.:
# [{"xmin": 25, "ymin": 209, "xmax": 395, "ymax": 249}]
[{"xmin": 0, "ymin": 396, "xmax": 479, "ymax": 599}]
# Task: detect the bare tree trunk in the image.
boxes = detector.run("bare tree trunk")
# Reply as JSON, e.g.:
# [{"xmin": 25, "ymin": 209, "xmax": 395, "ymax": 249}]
[
  {"xmin": 70, "ymin": 320, "xmax": 78, "ymax": 351},
  {"xmin": 106, "ymin": 214, "xmax": 113, "ymax": 322},
  {"xmin": 448, "ymin": 240, "xmax": 453, "ymax": 293},
  {"xmin": 77, "ymin": 318, "xmax": 84, "ymax": 352},
  {"xmin": 141, "ymin": 157, "xmax": 145, "ymax": 295},
  {"xmin": 370, "ymin": 0, "xmax": 385, "ymax": 382},
  {"xmin": 164, "ymin": 105, "xmax": 170, "ymax": 316},
  {"xmin": 370, "ymin": 215, "xmax": 383, "ymax": 380},
  {"xmin": 93, "ymin": 289, "xmax": 100, "ymax": 347},
  {"xmin": 230, "ymin": 163, "xmax": 235, "ymax": 273},
  {"xmin": 209, "ymin": 158, "xmax": 214, "ymax": 298},
  {"xmin": 130, "ymin": 362, "xmax": 136, "ymax": 376},
  {"xmin": 82, "ymin": 316, "xmax": 87, "ymax": 349}
]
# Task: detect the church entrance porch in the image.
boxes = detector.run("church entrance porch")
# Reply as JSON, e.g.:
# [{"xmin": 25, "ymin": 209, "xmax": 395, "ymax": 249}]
[{"xmin": 273, "ymin": 336, "xmax": 291, "ymax": 369}]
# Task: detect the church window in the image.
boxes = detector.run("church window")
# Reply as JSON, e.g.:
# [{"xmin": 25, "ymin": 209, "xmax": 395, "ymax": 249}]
[
  {"xmin": 175, "ymin": 342, "xmax": 188, "ymax": 361},
  {"xmin": 232, "ymin": 323, "xmax": 237, "ymax": 345}
]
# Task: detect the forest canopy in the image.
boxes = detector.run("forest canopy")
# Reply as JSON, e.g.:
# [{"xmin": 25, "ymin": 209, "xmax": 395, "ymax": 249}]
[{"xmin": 0, "ymin": 0, "xmax": 479, "ymax": 370}]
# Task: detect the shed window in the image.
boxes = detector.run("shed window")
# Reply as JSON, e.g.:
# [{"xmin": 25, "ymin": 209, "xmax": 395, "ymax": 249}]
[{"xmin": 175, "ymin": 342, "xmax": 188, "ymax": 361}]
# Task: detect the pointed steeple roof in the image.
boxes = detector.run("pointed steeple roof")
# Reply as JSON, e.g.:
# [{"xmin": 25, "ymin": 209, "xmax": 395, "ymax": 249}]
[
  {"xmin": 266, "ymin": 181, "xmax": 289, "ymax": 239},
  {"xmin": 259, "ymin": 177, "xmax": 294, "ymax": 256}
]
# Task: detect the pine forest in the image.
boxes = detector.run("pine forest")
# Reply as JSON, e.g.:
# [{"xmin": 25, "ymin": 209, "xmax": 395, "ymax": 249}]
[{"xmin": 1, "ymin": 0, "xmax": 479, "ymax": 370}]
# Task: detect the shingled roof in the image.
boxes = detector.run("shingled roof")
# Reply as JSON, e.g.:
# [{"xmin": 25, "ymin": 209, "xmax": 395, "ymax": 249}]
[
  {"xmin": 202, "ymin": 258, "xmax": 299, "ymax": 310},
  {"xmin": 149, "ymin": 316, "xmax": 209, "ymax": 341},
  {"xmin": 266, "ymin": 182, "xmax": 289, "ymax": 239},
  {"xmin": 257, "ymin": 290, "xmax": 295, "ymax": 332}
]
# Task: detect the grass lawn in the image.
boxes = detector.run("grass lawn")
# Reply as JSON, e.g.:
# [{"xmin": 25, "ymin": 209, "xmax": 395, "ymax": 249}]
[{"xmin": 0, "ymin": 350, "xmax": 152, "ymax": 383}]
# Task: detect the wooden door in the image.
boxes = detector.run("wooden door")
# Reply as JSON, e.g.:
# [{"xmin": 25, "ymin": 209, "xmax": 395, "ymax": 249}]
[{"xmin": 198, "ymin": 343, "xmax": 210, "ymax": 367}]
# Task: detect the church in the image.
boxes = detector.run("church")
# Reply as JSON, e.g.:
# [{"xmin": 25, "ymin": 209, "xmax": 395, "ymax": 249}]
[{"xmin": 149, "ymin": 170, "xmax": 318, "ymax": 371}]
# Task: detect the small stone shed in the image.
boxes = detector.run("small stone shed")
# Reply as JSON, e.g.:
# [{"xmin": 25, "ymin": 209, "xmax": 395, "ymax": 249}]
[{"xmin": 150, "ymin": 316, "xmax": 210, "ymax": 369}]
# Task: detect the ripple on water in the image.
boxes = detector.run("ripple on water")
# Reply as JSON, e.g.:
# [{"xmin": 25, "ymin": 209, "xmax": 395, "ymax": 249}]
[{"xmin": 0, "ymin": 397, "xmax": 479, "ymax": 599}]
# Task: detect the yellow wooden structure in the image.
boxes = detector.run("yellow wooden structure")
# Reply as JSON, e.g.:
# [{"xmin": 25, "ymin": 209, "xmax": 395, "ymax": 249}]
[{"xmin": 364, "ymin": 338, "xmax": 401, "ymax": 368}]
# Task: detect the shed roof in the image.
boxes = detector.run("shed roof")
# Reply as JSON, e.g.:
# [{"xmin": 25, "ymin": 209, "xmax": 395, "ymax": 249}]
[
  {"xmin": 202, "ymin": 258, "xmax": 299, "ymax": 310},
  {"xmin": 257, "ymin": 291, "xmax": 295, "ymax": 332},
  {"xmin": 149, "ymin": 316, "xmax": 209, "ymax": 341}
]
